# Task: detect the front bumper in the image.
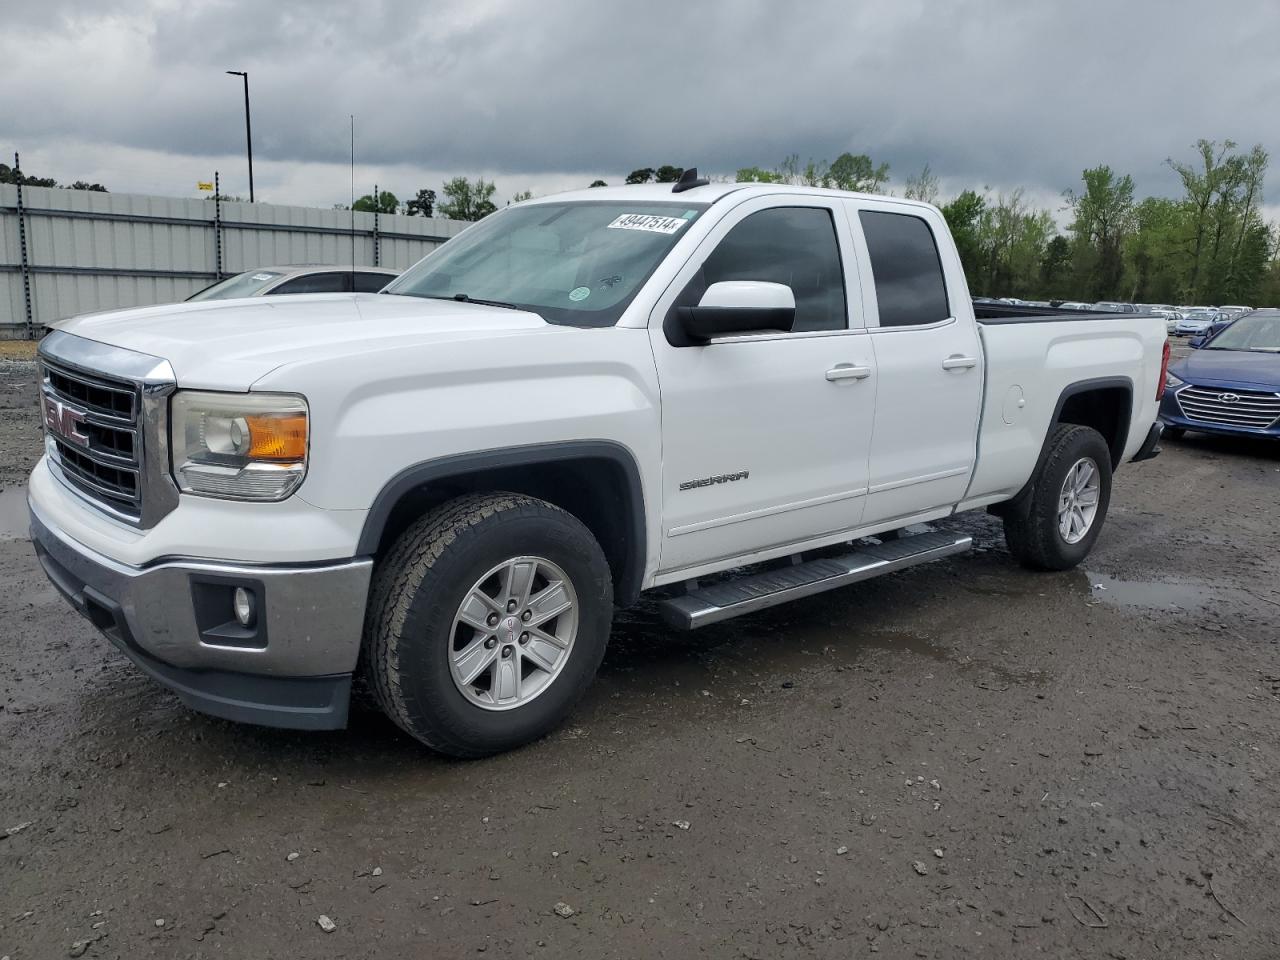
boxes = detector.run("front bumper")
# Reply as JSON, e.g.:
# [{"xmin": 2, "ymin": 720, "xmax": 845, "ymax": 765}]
[
  {"xmin": 1158, "ymin": 393, "xmax": 1280, "ymax": 440},
  {"xmin": 29, "ymin": 503, "xmax": 373, "ymax": 730}
]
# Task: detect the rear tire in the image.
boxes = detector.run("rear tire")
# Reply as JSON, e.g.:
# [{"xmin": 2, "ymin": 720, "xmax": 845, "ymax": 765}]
[
  {"xmin": 1003, "ymin": 424, "xmax": 1113, "ymax": 571},
  {"xmin": 362, "ymin": 493, "xmax": 613, "ymax": 757}
]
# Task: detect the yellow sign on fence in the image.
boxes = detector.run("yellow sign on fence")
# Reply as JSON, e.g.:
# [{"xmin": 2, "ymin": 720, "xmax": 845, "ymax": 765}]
[{"xmin": 196, "ymin": 181, "xmax": 214, "ymax": 192}]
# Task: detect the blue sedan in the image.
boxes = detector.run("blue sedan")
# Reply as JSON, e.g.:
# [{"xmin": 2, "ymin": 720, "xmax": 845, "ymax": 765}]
[{"xmin": 1159, "ymin": 310, "xmax": 1280, "ymax": 440}]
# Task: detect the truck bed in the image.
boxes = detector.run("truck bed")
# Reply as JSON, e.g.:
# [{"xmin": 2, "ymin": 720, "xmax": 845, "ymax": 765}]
[{"xmin": 973, "ymin": 302, "xmax": 1157, "ymax": 324}]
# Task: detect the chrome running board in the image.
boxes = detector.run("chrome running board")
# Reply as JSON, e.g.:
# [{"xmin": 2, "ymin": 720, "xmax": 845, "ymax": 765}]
[{"xmin": 658, "ymin": 531, "xmax": 972, "ymax": 630}]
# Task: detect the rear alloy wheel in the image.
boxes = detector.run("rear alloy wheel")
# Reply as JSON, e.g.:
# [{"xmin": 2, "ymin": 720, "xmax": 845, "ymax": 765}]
[
  {"xmin": 1003, "ymin": 424, "xmax": 1113, "ymax": 571},
  {"xmin": 363, "ymin": 493, "xmax": 613, "ymax": 757}
]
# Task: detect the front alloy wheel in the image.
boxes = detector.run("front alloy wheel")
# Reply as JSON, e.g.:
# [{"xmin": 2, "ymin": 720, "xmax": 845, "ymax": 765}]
[{"xmin": 450, "ymin": 556, "xmax": 578, "ymax": 710}]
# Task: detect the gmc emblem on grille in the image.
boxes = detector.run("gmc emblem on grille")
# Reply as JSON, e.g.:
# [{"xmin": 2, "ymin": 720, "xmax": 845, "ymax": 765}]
[{"xmin": 43, "ymin": 396, "xmax": 91, "ymax": 448}]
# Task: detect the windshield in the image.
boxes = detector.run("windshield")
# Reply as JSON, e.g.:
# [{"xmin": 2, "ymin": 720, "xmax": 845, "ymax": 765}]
[
  {"xmin": 1185, "ymin": 310, "xmax": 1215, "ymax": 320},
  {"xmin": 187, "ymin": 270, "xmax": 282, "ymax": 301},
  {"xmin": 1205, "ymin": 313, "xmax": 1280, "ymax": 352},
  {"xmin": 384, "ymin": 201, "xmax": 708, "ymax": 326}
]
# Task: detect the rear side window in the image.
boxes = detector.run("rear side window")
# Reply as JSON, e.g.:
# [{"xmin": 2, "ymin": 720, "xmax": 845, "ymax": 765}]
[
  {"xmin": 698, "ymin": 207, "xmax": 847, "ymax": 332},
  {"xmin": 268, "ymin": 272, "xmax": 350, "ymax": 295},
  {"xmin": 859, "ymin": 211, "xmax": 950, "ymax": 328},
  {"xmin": 353, "ymin": 272, "xmax": 392, "ymax": 293}
]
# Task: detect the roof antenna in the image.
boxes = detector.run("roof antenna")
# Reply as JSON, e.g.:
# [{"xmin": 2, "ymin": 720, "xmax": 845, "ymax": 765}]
[{"xmin": 672, "ymin": 166, "xmax": 709, "ymax": 193}]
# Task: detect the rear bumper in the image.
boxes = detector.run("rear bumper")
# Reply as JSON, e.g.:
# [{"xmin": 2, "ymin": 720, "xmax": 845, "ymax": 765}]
[{"xmin": 29, "ymin": 503, "xmax": 372, "ymax": 730}]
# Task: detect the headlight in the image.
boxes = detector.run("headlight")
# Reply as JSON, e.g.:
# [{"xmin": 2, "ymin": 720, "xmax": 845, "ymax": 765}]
[
  {"xmin": 171, "ymin": 391, "xmax": 308, "ymax": 501},
  {"xmin": 1164, "ymin": 371, "xmax": 1185, "ymax": 390}
]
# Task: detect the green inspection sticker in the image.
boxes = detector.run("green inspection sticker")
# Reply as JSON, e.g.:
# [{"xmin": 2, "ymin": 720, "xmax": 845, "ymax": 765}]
[{"xmin": 568, "ymin": 286, "xmax": 591, "ymax": 302}]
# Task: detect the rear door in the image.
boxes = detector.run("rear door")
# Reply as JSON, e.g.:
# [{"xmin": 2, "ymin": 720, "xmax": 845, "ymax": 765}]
[
  {"xmin": 847, "ymin": 204, "xmax": 984, "ymax": 525},
  {"xmin": 649, "ymin": 196, "xmax": 877, "ymax": 574}
]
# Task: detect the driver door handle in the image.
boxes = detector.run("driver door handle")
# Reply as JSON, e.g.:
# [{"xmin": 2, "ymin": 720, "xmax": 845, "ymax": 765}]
[
  {"xmin": 941, "ymin": 355, "xmax": 979, "ymax": 370},
  {"xmin": 826, "ymin": 364, "xmax": 872, "ymax": 382}
]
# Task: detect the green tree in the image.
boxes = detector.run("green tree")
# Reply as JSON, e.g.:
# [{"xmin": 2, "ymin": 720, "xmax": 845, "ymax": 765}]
[
  {"xmin": 1066, "ymin": 165, "xmax": 1136, "ymax": 299},
  {"xmin": 352, "ymin": 190, "xmax": 399, "ymax": 214},
  {"xmin": 439, "ymin": 177, "xmax": 497, "ymax": 221},
  {"xmin": 734, "ymin": 166, "xmax": 787, "ymax": 184},
  {"xmin": 510, "ymin": 190, "xmax": 534, "ymax": 203},
  {"xmin": 588, "ymin": 179, "xmax": 607, "ymax": 188},
  {"xmin": 1039, "ymin": 235, "xmax": 1072, "ymax": 298},
  {"xmin": 0, "ymin": 163, "xmax": 61, "ymax": 188},
  {"xmin": 941, "ymin": 190, "xmax": 987, "ymax": 289},
  {"xmin": 625, "ymin": 168, "xmax": 655, "ymax": 184},
  {"xmin": 405, "ymin": 188, "xmax": 436, "ymax": 217},
  {"xmin": 826, "ymin": 152, "xmax": 890, "ymax": 193},
  {"xmin": 903, "ymin": 164, "xmax": 939, "ymax": 204},
  {"xmin": 654, "ymin": 165, "xmax": 684, "ymax": 183}
]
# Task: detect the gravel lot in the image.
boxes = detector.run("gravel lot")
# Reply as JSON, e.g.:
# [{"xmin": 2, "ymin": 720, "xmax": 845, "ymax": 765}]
[{"xmin": 2, "ymin": 343, "xmax": 1278, "ymax": 959}]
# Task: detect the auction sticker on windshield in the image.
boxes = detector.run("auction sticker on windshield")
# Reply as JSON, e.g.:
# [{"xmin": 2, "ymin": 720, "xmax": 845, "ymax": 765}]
[{"xmin": 607, "ymin": 214, "xmax": 689, "ymax": 234}]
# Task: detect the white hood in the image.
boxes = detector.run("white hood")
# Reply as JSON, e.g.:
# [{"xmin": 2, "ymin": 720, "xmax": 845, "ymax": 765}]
[{"xmin": 56, "ymin": 293, "xmax": 551, "ymax": 389}]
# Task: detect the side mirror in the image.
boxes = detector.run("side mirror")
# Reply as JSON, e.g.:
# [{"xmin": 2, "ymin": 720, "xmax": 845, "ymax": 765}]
[
  {"xmin": 1188, "ymin": 336, "xmax": 1204, "ymax": 349},
  {"xmin": 677, "ymin": 281, "xmax": 796, "ymax": 341}
]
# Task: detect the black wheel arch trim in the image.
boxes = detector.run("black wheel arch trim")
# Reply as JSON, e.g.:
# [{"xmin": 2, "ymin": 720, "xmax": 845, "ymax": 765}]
[
  {"xmin": 356, "ymin": 440, "xmax": 648, "ymax": 605},
  {"xmin": 989, "ymin": 376, "xmax": 1134, "ymax": 521}
]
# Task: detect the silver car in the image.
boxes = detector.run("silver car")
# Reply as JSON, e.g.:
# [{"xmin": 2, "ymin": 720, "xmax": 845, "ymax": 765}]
[{"xmin": 187, "ymin": 265, "xmax": 400, "ymax": 301}]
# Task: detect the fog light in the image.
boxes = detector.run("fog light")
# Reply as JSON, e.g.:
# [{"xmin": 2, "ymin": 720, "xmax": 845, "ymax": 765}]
[{"xmin": 233, "ymin": 587, "xmax": 255, "ymax": 627}]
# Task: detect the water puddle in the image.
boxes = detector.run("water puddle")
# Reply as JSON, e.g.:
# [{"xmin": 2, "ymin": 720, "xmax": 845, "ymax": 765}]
[
  {"xmin": 0, "ymin": 484, "xmax": 28, "ymax": 541},
  {"xmin": 1086, "ymin": 572, "xmax": 1223, "ymax": 613}
]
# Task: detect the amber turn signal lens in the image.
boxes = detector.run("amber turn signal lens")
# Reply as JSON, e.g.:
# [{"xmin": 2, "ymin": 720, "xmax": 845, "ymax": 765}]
[{"xmin": 245, "ymin": 413, "xmax": 307, "ymax": 461}]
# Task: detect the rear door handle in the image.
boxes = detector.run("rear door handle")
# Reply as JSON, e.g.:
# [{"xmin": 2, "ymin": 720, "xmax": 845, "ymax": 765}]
[
  {"xmin": 941, "ymin": 355, "xmax": 979, "ymax": 370},
  {"xmin": 826, "ymin": 364, "xmax": 872, "ymax": 382}
]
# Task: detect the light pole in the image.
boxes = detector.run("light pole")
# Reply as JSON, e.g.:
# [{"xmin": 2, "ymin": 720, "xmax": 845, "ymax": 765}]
[{"xmin": 225, "ymin": 70, "xmax": 254, "ymax": 202}]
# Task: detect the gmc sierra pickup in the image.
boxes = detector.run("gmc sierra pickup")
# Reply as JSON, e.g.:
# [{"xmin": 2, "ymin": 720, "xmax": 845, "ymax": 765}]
[{"xmin": 29, "ymin": 172, "xmax": 1170, "ymax": 756}]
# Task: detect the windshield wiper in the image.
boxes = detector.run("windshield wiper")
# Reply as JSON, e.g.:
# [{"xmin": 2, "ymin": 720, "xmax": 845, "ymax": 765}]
[{"xmin": 449, "ymin": 293, "xmax": 523, "ymax": 310}]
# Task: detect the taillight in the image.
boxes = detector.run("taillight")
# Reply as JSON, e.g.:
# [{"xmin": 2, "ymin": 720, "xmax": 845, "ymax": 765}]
[{"xmin": 1156, "ymin": 339, "xmax": 1171, "ymax": 400}]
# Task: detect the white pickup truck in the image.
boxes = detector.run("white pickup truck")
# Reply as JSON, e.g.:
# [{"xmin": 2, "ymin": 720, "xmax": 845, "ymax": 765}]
[{"xmin": 29, "ymin": 173, "xmax": 1170, "ymax": 756}]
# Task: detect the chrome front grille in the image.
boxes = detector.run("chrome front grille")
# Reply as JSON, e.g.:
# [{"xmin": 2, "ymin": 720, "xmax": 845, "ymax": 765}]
[
  {"xmin": 37, "ymin": 331, "xmax": 180, "ymax": 528},
  {"xmin": 40, "ymin": 359, "xmax": 143, "ymax": 517},
  {"xmin": 1176, "ymin": 385, "xmax": 1280, "ymax": 430}
]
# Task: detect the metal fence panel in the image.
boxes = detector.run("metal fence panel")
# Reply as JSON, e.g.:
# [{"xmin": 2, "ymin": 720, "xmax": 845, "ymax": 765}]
[{"xmin": 0, "ymin": 184, "xmax": 469, "ymax": 336}]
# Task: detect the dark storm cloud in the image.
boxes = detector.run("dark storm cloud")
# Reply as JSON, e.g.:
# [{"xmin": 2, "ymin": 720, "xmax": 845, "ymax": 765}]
[{"xmin": 4, "ymin": 0, "xmax": 1279, "ymax": 200}]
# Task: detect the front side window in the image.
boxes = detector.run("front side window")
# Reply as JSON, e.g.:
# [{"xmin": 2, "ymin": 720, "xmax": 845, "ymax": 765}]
[
  {"xmin": 386, "ymin": 201, "xmax": 708, "ymax": 327},
  {"xmin": 859, "ymin": 210, "xmax": 950, "ymax": 328},
  {"xmin": 269, "ymin": 272, "xmax": 350, "ymax": 295},
  {"xmin": 694, "ymin": 206, "xmax": 847, "ymax": 332}
]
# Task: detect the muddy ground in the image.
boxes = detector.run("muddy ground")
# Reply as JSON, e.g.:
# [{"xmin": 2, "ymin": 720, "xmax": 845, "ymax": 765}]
[{"xmin": 2, "ymin": 347, "xmax": 1279, "ymax": 959}]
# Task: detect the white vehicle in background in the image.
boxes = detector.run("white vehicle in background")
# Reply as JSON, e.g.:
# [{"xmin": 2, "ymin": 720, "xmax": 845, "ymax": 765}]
[
  {"xmin": 29, "ymin": 173, "xmax": 1169, "ymax": 757},
  {"xmin": 187, "ymin": 265, "xmax": 400, "ymax": 300},
  {"xmin": 1057, "ymin": 301, "xmax": 1094, "ymax": 311}
]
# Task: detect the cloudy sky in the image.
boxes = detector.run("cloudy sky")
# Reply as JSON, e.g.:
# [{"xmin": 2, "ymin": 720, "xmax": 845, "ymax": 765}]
[{"xmin": 3, "ymin": 0, "xmax": 1278, "ymax": 215}]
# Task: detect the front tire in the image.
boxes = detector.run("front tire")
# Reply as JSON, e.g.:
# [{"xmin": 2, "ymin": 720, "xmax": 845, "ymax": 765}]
[
  {"xmin": 1003, "ymin": 424, "xmax": 1113, "ymax": 571},
  {"xmin": 362, "ymin": 493, "xmax": 613, "ymax": 757}
]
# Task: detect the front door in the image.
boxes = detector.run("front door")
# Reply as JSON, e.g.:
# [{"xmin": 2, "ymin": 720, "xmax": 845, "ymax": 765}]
[{"xmin": 649, "ymin": 197, "xmax": 877, "ymax": 574}]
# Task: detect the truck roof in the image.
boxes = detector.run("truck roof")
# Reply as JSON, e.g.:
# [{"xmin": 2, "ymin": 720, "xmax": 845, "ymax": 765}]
[{"xmin": 522, "ymin": 181, "xmax": 940, "ymax": 213}]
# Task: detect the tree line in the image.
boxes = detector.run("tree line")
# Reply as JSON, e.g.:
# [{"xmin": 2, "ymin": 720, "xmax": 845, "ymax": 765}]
[
  {"xmin": 1, "ymin": 162, "xmax": 108, "ymax": 192},
  {"xmin": 715, "ymin": 141, "xmax": 1277, "ymax": 306}
]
